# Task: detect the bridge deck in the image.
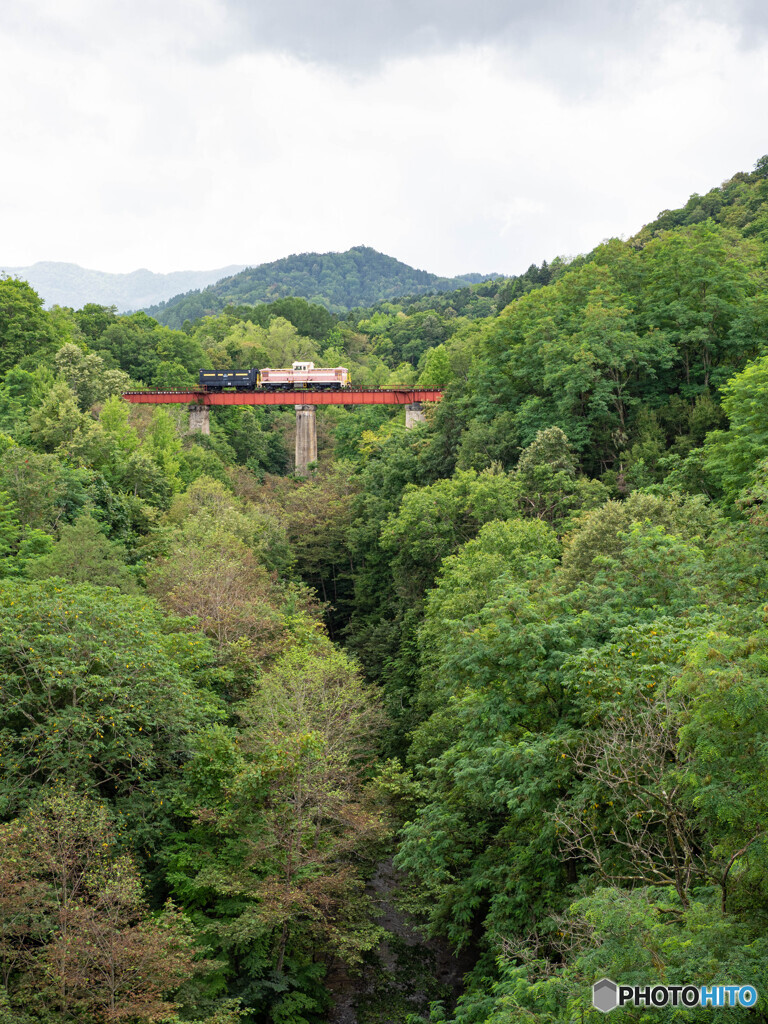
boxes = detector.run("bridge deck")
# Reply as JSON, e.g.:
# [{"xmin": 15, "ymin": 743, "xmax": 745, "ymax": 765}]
[{"xmin": 122, "ymin": 388, "xmax": 443, "ymax": 406}]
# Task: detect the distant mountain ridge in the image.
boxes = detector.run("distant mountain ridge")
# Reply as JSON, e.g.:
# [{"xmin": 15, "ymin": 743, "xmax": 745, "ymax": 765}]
[
  {"xmin": 145, "ymin": 246, "xmax": 499, "ymax": 327},
  {"xmin": 0, "ymin": 261, "xmax": 246, "ymax": 313}
]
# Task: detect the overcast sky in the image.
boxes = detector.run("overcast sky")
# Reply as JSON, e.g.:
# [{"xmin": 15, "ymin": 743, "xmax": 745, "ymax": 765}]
[{"xmin": 1, "ymin": 0, "xmax": 767, "ymax": 278}]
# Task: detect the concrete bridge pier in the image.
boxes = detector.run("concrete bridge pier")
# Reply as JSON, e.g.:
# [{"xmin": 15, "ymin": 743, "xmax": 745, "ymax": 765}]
[
  {"xmin": 405, "ymin": 402, "xmax": 426, "ymax": 429},
  {"xmin": 295, "ymin": 405, "xmax": 317, "ymax": 475},
  {"xmin": 188, "ymin": 404, "xmax": 210, "ymax": 434}
]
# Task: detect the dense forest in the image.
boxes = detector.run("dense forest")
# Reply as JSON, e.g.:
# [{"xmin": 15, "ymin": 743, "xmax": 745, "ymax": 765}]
[
  {"xmin": 145, "ymin": 247, "xmax": 496, "ymax": 328},
  {"xmin": 1, "ymin": 155, "xmax": 768, "ymax": 1024}
]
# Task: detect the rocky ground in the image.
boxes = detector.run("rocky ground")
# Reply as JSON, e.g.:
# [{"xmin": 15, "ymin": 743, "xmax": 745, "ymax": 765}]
[{"xmin": 327, "ymin": 858, "xmax": 474, "ymax": 1024}]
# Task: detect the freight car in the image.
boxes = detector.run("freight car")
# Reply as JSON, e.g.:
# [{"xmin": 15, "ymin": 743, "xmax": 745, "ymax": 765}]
[
  {"xmin": 198, "ymin": 362, "xmax": 350, "ymax": 392},
  {"xmin": 198, "ymin": 368, "xmax": 259, "ymax": 391}
]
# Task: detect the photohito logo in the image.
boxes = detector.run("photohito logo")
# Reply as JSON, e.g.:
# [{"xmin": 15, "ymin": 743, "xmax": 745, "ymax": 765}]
[{"xmin": 592, "ymin": 979, "xmax": 758, "ymax": 1013}]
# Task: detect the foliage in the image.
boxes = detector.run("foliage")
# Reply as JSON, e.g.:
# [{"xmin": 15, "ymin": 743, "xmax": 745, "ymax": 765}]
[
  {"xmin": 0, "ymin": 578, "xmax": 224, "ymax": 844},
  {"xmin": 27, "ymin": 513, "xmax": 139, "ymax": 593},
  {"xmin": 0, "ymin": 489, "xmax": 54, "ymax": 577},
  {"xmin": 250, "ymin": 464, "xmax": 359, "ymax": 636},
  {"xmin": 0, "ymin": 786, "xmax": 199, "ymax": 1022},
  {"xmin": 0, "ymin": 277, "xmax": 58, "ymax": 375},
  {"xmin": 3, "ymin": 159, "xmax": 768, "ymax": 1022},
  {"xmin": 54, "ymin": 342, "xmax": 131, "ymax": 410},
  {"xmin": 163, "ymin": 640, "xmax": 386, "ymax": 1021},
  {"xmin": 147, "ymin": 247, "xmax": 498, "ymax": 326},
  {"xmin": 0, "ymin": 443, "xmax": 92, "ymax": 531},
  {"xmin": 146, "ymin": 515, "xmax": 290, "ymax": 661}
]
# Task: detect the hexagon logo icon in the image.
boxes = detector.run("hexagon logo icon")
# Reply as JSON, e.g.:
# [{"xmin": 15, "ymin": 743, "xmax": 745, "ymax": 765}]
[{"xmin": 593, "ymin": 978, "xmax": 618, "ymax": 1013}]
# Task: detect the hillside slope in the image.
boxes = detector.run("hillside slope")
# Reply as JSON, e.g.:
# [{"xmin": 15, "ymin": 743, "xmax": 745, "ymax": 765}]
[
  {"xmin": 637, "ymin": 154, "xmax": 768, "ymax": 241},
  {"xmin": 0, "ymin": 261, "xmax": 246, "ymax": 312},
  {"xmin": 145, "ymin": 245, "xmax": 497, "ymax": 327}
]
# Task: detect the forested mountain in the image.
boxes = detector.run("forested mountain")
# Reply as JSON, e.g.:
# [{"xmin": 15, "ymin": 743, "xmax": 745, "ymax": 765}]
[
  {"xmin": 640, "ymin": 154, "xmax": 768, "ymax": 240},
  {"xmin": 0, "ymin": 261, "xmax": 245, "ymax": 312},
  {"xmin": 344, "ymin": 259, "xmax": 557, "ymax": 326},
  {"xmin": 145, "ymin": 245, "xmax": 497, "ymax": 326},
  {"xmin": 1, "ymin": 155, "xmax": 768, "ymax": 1024}
]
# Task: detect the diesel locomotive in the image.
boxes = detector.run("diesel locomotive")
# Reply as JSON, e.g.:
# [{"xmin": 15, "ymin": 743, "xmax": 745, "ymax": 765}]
[{"xmin": 198, "ymin": 362, "xmax": 350, "ymax": 392}]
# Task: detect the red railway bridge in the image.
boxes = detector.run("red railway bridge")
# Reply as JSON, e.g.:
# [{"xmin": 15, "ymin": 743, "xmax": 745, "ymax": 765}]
[
  {"xmin": 121, "ymin": 388, "xmax": 443, "ymax": 407},
  {"xmin": 121, "ymin": 388, "xmax": 443, "ymax": 473}
]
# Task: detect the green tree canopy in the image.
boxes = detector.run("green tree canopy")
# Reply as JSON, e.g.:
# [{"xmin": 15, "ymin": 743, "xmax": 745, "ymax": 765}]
[
  {"xmin": 0, "ymin": 578, "xmax": 224, "ymax": 849},
  {"xmin": 27, "ymin": 514, "xmax": 138, "ymax": 593},
  {"xmin": 0, "ymin": 278, "xmax": 57, "ymax": 375}
]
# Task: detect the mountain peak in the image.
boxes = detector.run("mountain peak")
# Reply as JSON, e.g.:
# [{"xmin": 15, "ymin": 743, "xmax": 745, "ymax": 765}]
[{"xmin": 145, "ymin": 246, "xmax": 497, "ymax": 328}]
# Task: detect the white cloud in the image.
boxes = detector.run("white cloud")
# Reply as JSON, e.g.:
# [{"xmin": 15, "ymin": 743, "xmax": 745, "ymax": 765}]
[{"xmin": 0, "ymin": 1, "xmax": 766, "ymax": 280}]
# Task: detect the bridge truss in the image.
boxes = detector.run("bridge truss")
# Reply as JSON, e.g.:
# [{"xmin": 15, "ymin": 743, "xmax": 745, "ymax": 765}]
[{"xmin": 121, "ymin": 388, "xmax": 443, "ymax": 406}]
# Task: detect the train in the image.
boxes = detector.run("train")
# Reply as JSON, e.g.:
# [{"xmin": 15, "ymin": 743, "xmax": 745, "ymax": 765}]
[{"xmin": 198, "ymin": 362, "xmax": 350, "ymax": 392}]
